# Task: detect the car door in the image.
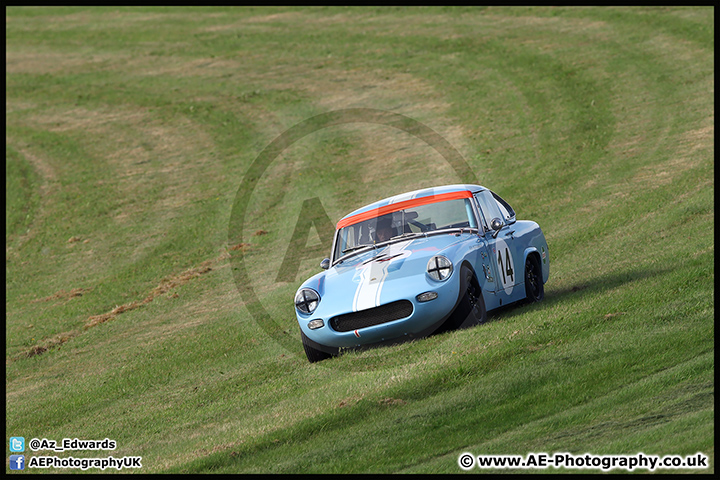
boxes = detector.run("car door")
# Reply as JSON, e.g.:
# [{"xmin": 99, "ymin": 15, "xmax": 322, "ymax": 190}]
[{"xmin": 473, "ymin": 190, "xmax": 521, "ymax": 296}]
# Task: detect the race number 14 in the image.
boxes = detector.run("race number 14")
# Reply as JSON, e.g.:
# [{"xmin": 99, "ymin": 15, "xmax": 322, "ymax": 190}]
[{"xmin": 497, "ymin": 247, "xmax": 514, "ymax": 285}]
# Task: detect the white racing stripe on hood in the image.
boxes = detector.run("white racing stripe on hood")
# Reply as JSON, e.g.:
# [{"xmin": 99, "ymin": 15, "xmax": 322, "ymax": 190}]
[{"xmin": 352, "ymin": 240, "xmax": 413, "ymax": 312}]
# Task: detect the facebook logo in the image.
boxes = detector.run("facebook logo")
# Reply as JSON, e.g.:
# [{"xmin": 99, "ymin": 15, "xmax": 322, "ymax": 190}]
[
  {"xmin": 9, "ymin": 437, "xmax": 25, "ymax": 452},
  {"xmin": 9, "ymin": 455, "xmax": 25, "ymax": 470}
]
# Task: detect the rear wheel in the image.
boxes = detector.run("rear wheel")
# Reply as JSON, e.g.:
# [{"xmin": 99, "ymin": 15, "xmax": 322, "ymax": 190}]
[
  {"xmin": 446, "ymin": 265, "xmax": 487, "ymax": 331},
  {"xmin": 300, "ymin": 330, "xmax": 337, "ymax": 363},
  {"xmin": 524, "ymin": 254, "xmax": 544, "ymax": 302}
]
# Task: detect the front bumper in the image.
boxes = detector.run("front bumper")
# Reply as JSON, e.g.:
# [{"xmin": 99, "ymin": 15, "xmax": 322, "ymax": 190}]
[{"xmin": 297, "ymin": 281, "xmax": 460, "ymax": 349}]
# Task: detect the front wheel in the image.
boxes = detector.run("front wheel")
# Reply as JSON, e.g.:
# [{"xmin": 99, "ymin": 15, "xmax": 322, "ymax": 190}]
[
  {"xmin": 446, "ymin": 264, "xmax": 487, "ymax": 331},
  {"xmin": 524, "ymin": 255, "xmax": 544, "ymax": 302},
  {"xmin": 300, "ymin": 330, "xmax": 337, "ymax": 363}
]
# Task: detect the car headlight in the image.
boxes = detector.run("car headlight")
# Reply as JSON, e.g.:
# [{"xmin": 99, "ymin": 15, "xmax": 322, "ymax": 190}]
[
  {"xmin": 295, "ymin": 288, "xmax": 320, "ymax": 315},
  {"xmin": 427, "ymin": 255, "xmax": 453, "ymax": 281}
]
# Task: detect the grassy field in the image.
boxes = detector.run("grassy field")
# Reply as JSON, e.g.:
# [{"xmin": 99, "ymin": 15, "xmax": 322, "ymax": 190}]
[{"xmin": 6, "ymin": 6, "xmax": 713, "ymax": 473}]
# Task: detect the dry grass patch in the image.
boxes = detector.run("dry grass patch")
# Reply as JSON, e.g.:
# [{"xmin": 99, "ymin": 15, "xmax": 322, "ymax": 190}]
[
  {"xmin": 632, "ymin": 124, "xmax": 713, "ymax": 188},
  {"xmin": 17, "ymin": 256, "xmax": 222, "ymax": 359},
  {"xmin": 31, "ymin": 287, "xmax": 92, "ymax": 304},
  {"xmin": 85, "ymin": 260, "xmax": 214, "ymax": 328}
]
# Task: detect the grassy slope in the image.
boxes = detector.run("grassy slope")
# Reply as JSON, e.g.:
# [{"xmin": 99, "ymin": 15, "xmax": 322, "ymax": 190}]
[{"xmin": 5, "ymin": 6, "xmax": 713, "ymax": 473}]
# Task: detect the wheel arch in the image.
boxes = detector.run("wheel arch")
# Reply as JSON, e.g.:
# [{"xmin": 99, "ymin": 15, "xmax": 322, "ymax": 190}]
[
  {"xmin": 523, "ymin": 247, "xmax": 540, "ymax": 264},
  {"xmin": 459, "ymin": 260, "xmax": 481, "ymax": 289},
  {"xmin": 523, "ymin": 245, "xmax": 548, "ymax": 284},
  {"xmin": 458, "ymin": 259, "xmax": 491, "ymax": 308}
]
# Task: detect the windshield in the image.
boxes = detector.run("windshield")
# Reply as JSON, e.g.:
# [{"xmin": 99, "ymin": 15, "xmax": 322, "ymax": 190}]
[{"xmin": 333, "ymin": 198, "xmax": 477, "ymax": 262}]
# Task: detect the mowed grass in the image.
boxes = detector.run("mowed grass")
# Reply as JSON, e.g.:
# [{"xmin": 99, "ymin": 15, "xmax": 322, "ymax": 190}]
[{"xmin": 6, "ymin": 6, "xmax": 713, "ymax": 473}]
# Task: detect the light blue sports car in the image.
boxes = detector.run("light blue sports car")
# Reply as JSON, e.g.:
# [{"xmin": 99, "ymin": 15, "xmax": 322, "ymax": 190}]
[{"xmin": 294, "ymin": 184, "xmax": 549, "ymax": 362}]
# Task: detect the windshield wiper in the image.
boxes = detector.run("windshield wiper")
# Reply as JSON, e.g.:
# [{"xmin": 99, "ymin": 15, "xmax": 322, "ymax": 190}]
[
  {"xmin": 424, "ymin": 227, "xmax": 479, "ymax": 237},
  {"xmin": 389, "ymin": 232, "xmax": 423, "ymax": 241},
  {"xmin": 341, "ymin": 231, "xmax": 424, "ymax": 256},
  {"xmin": 342, "ymin": 244, "xmax": 375, "ymax": 254}
]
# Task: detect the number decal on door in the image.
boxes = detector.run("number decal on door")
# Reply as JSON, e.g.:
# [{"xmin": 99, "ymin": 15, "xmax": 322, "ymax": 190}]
[
  {"xmin": 498, "ymin": 248, "xmax": 514, "ymax": 284},
  {"xmin": 494, "ymin": 238, "xmax": 515, "ymax": 294}
]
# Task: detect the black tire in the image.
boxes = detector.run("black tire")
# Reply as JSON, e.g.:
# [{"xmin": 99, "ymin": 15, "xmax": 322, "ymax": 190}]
[
  {"xmin": 300, "ymin": 330, "xmax": 336, "ymax": 363},
  {"xmin": 446, "ymin": 264, "xmax": 487, "ymax": 330},
  {"xmin": 524, "ymin": 254, "xmax": 544, "ymax": 302}
]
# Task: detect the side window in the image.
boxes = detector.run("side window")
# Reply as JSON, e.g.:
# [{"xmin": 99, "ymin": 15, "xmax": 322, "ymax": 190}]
[
  {"xmin": 492, "ymin": 191, "xmax": 516, "ymax": 224},
  {"xmin": 473, "ymin": 196, "xmax": 488, "ymax": 231},
  {"xmin": 474, "ymin": 190, "xmax": 504, "ymax": 230}
]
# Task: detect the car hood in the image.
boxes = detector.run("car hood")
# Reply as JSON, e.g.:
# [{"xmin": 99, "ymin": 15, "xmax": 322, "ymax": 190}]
[{"xmin": 299, "ymin": 232, "xmax": 473, "ymax": 314}]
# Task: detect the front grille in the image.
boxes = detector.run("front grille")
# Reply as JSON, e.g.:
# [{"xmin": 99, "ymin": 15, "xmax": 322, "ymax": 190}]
[{"xmin": 330, "ymin": 300, "xmax": 414, "ymax": 332}]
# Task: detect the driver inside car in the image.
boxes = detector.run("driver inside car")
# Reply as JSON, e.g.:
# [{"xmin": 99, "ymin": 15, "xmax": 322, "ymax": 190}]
[{"xmin": 374, "ymin": 217, "xmax": 395, "ymax": 243}]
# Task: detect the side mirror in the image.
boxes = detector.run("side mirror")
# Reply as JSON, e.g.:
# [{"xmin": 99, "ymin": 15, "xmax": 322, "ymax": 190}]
[
  {"xmin": 490, "ymin": 218, "xmax": 503, "ymax": 238},
  {"xmin": 320, "ymin": 258, "xmax": 330, "ymax": 270}
]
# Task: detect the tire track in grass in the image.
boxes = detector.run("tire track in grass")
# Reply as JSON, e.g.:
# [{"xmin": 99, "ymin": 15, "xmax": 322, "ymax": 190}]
[{"xmin": 18, "ymin": 256, "xmax": 225, "ymax": 360}]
